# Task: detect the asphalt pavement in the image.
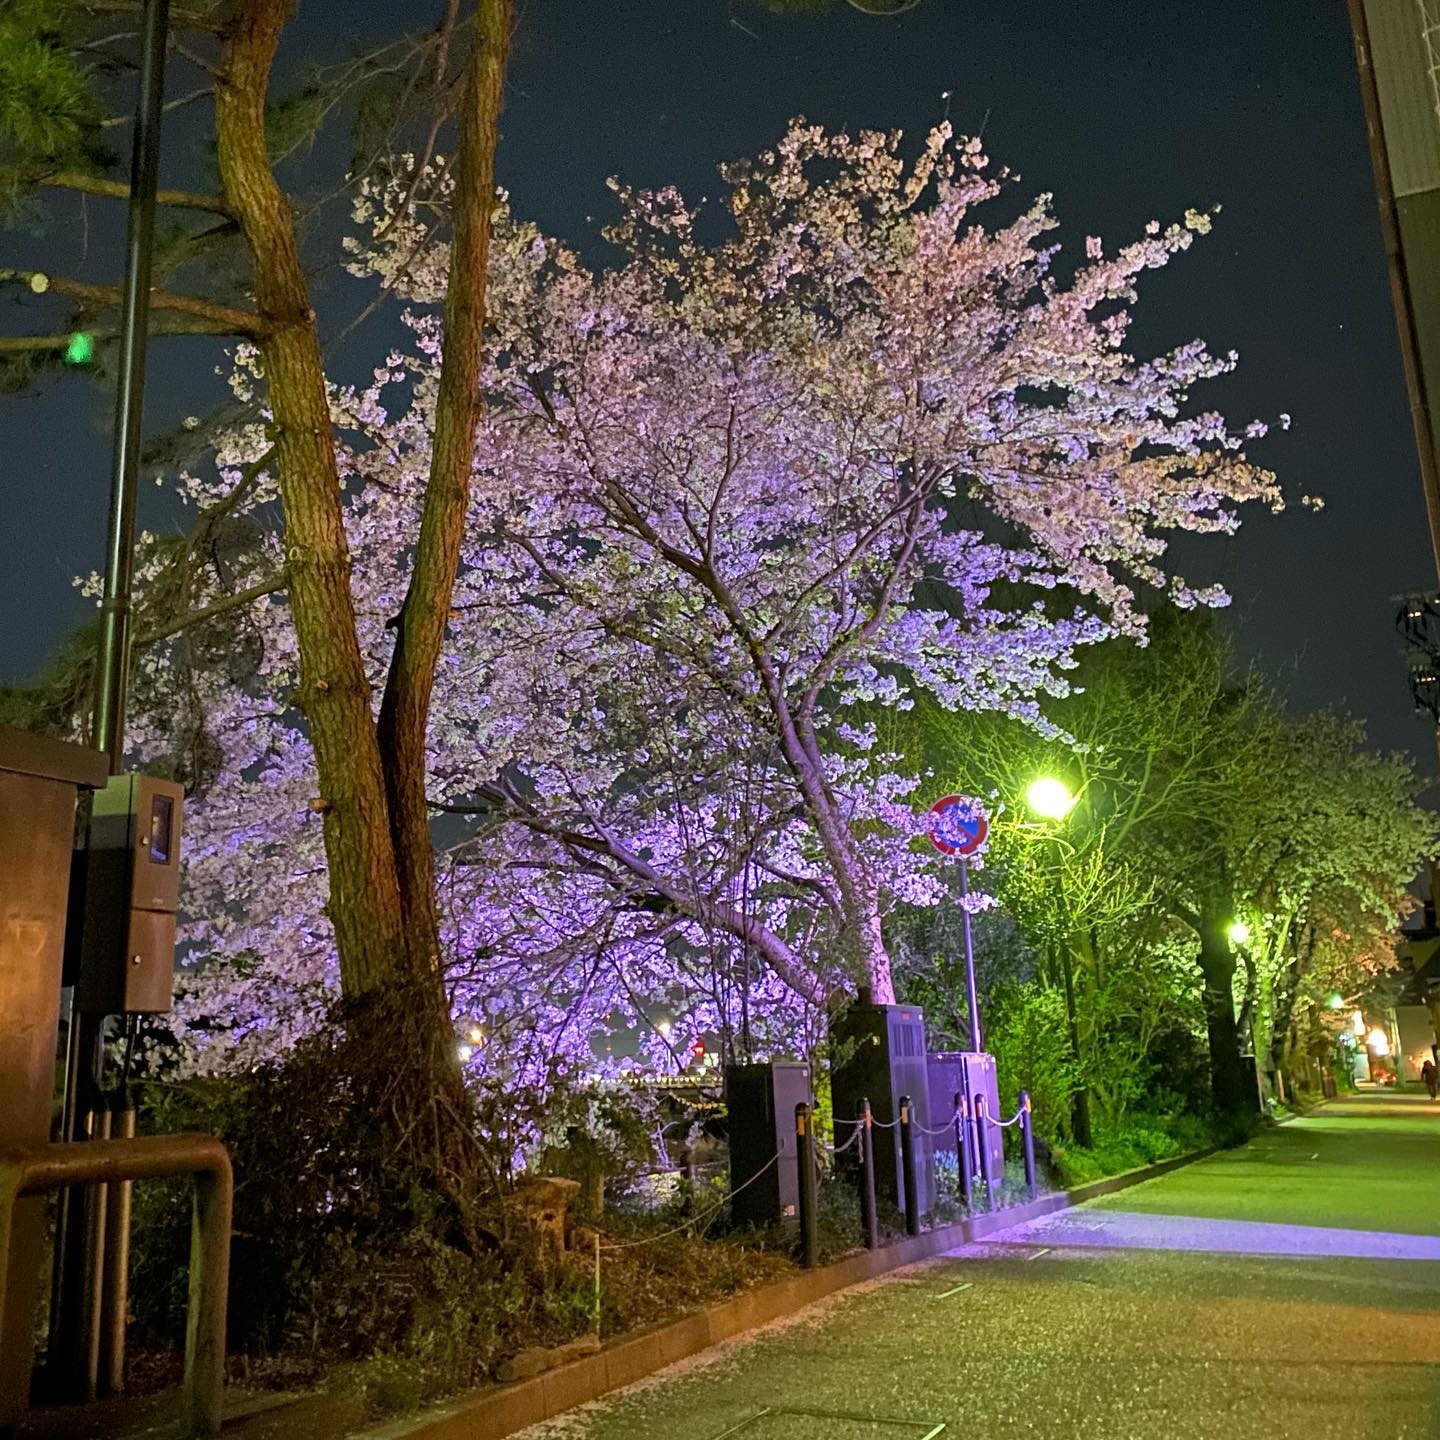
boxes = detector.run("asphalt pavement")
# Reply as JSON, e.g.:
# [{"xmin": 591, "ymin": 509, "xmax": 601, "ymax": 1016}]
[{"xmin": 517, "ymin": 1088, "xmax": 1440, "ymax": 1440}]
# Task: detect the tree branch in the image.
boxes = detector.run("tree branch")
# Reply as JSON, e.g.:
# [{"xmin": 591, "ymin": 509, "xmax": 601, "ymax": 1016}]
[
  {"xmin": 135, "ymin": 572, "xmax": 287, "ymax": 646},
  {"xmin": 35, "ymin": 171, "xmax": 232, "ymax": 215},
  {"xmin": 6, "ymin": 270, "xmax": 263, "ymax": 336},
  {"xmin": 0, "ymin": 316, "xmax": 252, "ymax": 352}
]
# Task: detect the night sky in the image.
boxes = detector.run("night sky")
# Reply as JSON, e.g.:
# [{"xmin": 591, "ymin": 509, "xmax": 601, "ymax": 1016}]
[{"xmin": 2, "ymin": 0, "xmax": 1435, "ymax": 764}]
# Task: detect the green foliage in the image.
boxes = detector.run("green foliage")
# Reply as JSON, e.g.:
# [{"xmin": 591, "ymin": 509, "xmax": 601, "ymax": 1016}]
[
  {"xmin": 0, "ymin": 0, "xmax": 111, "ymax": 199},
  {"xmin": 1047, "ymin": 1110, "xmax": 1224, "ymax": 1189},
  {"xmin": 984, "ymin": 980, "xmax": 1075, "ymax": 1140}
]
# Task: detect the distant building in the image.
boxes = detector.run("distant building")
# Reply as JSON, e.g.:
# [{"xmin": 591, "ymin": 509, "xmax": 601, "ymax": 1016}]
[{"xmin": 1394, "ymin": 893, "xmax": 1440, "ymax": 1081}]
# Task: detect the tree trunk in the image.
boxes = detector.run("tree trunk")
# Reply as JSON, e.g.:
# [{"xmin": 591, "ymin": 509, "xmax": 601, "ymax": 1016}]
[
  {"xmin": 215, "ymin": 0, "xmax": 408, "ymax": 1000},
  {"xmin": 1196, "ymin": 910, "xmax": 1251, "ymax": 1119},
  {"xmin": 790, "ymin": 715, "xmax": 894, "ymax": 1000},
  {"xmin": 377, "ymin": 0, "xmax": 511, "ymax": 995}
]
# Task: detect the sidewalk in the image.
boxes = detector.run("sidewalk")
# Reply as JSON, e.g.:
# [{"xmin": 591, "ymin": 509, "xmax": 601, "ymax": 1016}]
[{"xmin": 511, "ymin": 1090, "xmax": 1440, "ymax": 1440}]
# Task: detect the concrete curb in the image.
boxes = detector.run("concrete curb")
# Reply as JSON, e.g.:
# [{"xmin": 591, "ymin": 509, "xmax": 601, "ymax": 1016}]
[{"xmin": 354, "ymin": 1143, "xmax": 1218, "ymax": 1440}]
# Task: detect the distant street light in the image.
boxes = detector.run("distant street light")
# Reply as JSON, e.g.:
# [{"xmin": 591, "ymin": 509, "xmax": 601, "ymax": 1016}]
[
  {"xmin": 1026, "ymin": 776, "xmax": 1076, "ymax": 820},
  {"xmin": 1328, "ymin": 993, "xmax": 1345, "ymax": 1011},
  {"xmin": 1025, "ymin": 775, "xmax": 1091, "ymax": 1148},
  {"xmin": 1367, "ymin": 1027, "xmax": 1391, "ymax": 1056},
  {"xmin": 1226, "ymin": 920, "xmax": 1251, "ymax": 946}
]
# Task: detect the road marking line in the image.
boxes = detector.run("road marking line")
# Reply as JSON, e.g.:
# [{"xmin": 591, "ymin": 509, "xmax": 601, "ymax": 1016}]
[{"xmin": 934, "ymin": 1283, "xmax": 972, "ymax": 1298}]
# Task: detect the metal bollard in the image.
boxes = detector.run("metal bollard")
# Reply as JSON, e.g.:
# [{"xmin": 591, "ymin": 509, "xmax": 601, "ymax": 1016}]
[
  {"xmin": 795, "ymin": 1102, "xmax": 818, "ymax": 1269},
  {"xmin": 974, "ymin": 1093, "xmax": 995, "ymax": 1212},
  {"xmin": 857, "ymin": 1099, "xmax": 879, "ymax": 1250},
  {"xmin": 99, "ymin": 1096, "xmax": 137, "ymax": 1396},
  {"xmin": 899, "ymin": 1094, "xmax": 920, "ymax": 1236},
  {"xmin": 1020, "ymin": 1091, "xmax": 1037, "ymax": 1201},
  {"xmin": 954, "ymin": 1091, "xmax": 974, "ymax": 1210}
]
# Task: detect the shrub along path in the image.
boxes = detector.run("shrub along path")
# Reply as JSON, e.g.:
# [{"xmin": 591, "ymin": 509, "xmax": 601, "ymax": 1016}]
[{"xmin": 514, "ymin": 1089, "xmax": 1440, "ymax": 1440}]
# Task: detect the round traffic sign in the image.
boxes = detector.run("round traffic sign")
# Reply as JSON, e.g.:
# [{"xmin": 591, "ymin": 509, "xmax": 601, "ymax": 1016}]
[{"xmin": 927, "ymin": 794, "xmax": 988, "ymax": 857}]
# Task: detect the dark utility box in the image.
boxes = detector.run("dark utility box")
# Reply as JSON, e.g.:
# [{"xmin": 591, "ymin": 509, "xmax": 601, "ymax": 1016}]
[
  {"xmin": 726, "ymin": 1062, "xmax": 812, "ymax": 1228},
  {"xmin": 928, "ymin": 1050, "xmax": 1004, "ymax": 1178},
  {"xmin": 832, "ymin": 1001, "xmax": 934, "ymax": 1218},
  {"xmin": 71, "ymin": 773, "xmax": 183, "ymax": 1015}
]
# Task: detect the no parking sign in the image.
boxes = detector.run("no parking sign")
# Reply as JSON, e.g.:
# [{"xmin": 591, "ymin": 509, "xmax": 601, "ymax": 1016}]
[{"xmin": 926, "ymin": 794, "xmax": 988, "ymax": 858}]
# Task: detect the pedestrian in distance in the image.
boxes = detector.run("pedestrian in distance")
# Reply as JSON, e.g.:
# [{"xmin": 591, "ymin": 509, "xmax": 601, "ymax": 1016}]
[{"xmin": 1421, "ymin": 1057, "xmax": 1438, "ymax": 1101}]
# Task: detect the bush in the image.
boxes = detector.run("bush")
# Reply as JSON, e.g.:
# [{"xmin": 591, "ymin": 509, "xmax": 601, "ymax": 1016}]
[{"xmin": 1045, "ymin": 1108, "xmax": 1235, "ymax": 1189}]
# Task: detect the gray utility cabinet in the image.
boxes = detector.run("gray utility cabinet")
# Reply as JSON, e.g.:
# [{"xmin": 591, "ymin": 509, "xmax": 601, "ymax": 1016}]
[
  {"xmin": 831, "ymin": 1001, "xmax": 934, "ymax": 1219},
  {"xmin": 725, "ymin": 1062, "xmax": 812, "ymax": 1228},
  {"xmin": 0, "ymin": 728, "xmax": 107, "ymax": 1429},
  {"xmin": 927, "ymin": 1050, "xmax": 1004, "ymax": 1180},
  {"xmin": 71, "ymin": 772, "xmax": 183, "ymax": 1015}
]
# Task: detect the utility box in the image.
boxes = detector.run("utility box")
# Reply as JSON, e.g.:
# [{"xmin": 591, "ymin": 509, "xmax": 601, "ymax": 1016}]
[
  {"xmin": 725, "ymin": 1062, "xmax": 811, "ymax": 1229},
  {"xmin": 71, "ymin": 773, "xmax": 183, "ymax": 1015},
  {"xmin": 832, "ymin": 1000, "xmax": 934, "ymax": 1219},
  {"xmin": 0, "ymin": 727, "xmax": 107, "ymax": 1429},
  {"xmin": 928, "ymin": 1050, "xmax": 1004, "ymax": 1180}
]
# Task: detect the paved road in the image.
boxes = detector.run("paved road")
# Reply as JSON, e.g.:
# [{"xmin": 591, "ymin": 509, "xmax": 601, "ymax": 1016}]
[{"xmin": 519, "ymin": 1089, "xmax": 1440, "ymax": 1440}]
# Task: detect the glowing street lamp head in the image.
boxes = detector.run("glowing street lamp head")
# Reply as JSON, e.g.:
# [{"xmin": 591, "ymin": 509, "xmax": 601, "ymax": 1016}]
[
  {"xmin": 1026, "ymin": 776, "xmax": 1075, "ymax": 820},
  {"xmin": 1328, "ymin": 993, "xmax": 1345, "ymax": 1011},
  {"xmin": 1226, "ymin": 920, "xmax": 1251, "ymax": 946}
]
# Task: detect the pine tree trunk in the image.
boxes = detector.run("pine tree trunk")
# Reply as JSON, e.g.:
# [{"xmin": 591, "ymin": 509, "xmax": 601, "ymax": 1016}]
[
  {"xmin": 215, "ymin": 0, "xmax": 408, "ymax": 1000},
  {"xmin": 378, "ymin": 0, "xmax": 511, "ymax": 995}
]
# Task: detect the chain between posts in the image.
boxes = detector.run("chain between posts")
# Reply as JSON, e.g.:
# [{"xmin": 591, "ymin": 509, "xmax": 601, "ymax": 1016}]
[{"xmin": 596, "ymin": 1151, "xmax": 781, "ymax": 1252}]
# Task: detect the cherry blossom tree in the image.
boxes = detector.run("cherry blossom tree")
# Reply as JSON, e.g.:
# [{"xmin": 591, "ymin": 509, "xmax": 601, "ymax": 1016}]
[{"xmin": 130, "ymin": 120, "xmax": 1285, "ymax": 1075}]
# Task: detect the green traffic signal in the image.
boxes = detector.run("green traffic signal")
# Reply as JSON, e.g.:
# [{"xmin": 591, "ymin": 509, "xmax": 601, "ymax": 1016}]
[{"xmin": 64, "ymin": 332, "xmax": 95, "ymax": 366}]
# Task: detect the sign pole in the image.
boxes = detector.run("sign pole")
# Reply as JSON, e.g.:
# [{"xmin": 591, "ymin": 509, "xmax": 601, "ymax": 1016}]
[
  {"xmin": 959, "ymin": 857, "xmax": 982, "ymax": 1053},
  {"xmin": 926, "ymin": 794, "xmax": 989, "ymax": 1055}
]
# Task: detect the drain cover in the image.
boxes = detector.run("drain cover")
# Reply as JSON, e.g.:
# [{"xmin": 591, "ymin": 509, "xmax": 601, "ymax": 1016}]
[{"xmin": 711, "ymin": 1406, "xmax": 946, "ymax": 1440}]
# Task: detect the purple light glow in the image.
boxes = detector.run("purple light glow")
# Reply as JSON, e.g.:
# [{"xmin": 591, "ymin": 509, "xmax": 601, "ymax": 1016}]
[{"xmin": 973, "ymin": 1209, "xmax": 1440, "ymax": 1262}]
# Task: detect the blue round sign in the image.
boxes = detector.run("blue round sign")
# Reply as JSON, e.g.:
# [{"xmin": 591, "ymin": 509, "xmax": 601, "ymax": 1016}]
[{"xmin": 927, "ymin": 794, "xmax": 988, "ymax": 858}]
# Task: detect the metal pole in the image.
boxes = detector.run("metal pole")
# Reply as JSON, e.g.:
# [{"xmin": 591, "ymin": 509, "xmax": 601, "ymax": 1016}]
[
  {"xmin": 899, "ymin": 1094, "xmax": 920, "ymax": 1237},
  {"xmin": 959, "ymin": 858, "xmax": 983, "ymax": 1052},
  {"xmin": 795, "ymin": 1103, "xmax": 818, "ymax": 1269},
  {"xmin": 98, "ymin": 1097, "xmax": 136, "ymax": 1396},
  {"xmin": 857, "ymin": 1099, "xmax": 878, "ymax": 1251},
  {"xmin": 1057, "ymin": 937, "xmax": 1093, "ymax": 1148},
  {"xmin": 1020, "ymin": 1091, "xmax": 1037, "ymax": 1201},
  {"xmin": 94, "ymin": 0, "xmax": 171, "ymax": 768},
  {"xmin": 974, "ymin": 1094, "xmax": 994, "ymax": 1211},
  {"xmin": 954, "ymin": 1091, "xmax": 974, "ymax": 1210},
  {"xmin": 56, "ymin": 0, "xmax": 170, "ymax": 1393}
]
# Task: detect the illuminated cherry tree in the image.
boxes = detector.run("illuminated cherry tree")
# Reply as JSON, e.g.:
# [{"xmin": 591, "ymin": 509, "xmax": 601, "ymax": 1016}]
[{"xmin": 123, "ymin": 120, "xmax": 1284, "ymax": 1076}]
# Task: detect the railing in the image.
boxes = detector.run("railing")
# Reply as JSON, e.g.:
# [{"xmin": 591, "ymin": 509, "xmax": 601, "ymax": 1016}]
[
  {"xmin": 796, "ymin": 1090, "xmax": 1040, "ymax": 1266},
  {"xmin": 0, "ymin": 1133, "xmax": 232, "ymax": 1438}
]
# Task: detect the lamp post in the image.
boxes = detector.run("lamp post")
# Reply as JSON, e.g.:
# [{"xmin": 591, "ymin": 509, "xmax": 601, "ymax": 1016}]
[
  {"xmin": 1228, "ymin": 919, "xmax": 1265, "ymax": 1109},
  {"xmin": 1025, "ymin": 778, "xmax": 1092, "ymax": 1148}
]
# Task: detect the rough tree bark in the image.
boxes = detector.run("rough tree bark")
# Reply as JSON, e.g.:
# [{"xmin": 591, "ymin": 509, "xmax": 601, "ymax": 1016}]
[
  {"xmin": 1195, "ymin": 903, "xmax": 1251, "ymax": 1119},
  {"xmin": 379, "ymin": 0, "xmax": 512, "ymax": 988},
  {"xmin": 214, "ymin": 0, "xmax": 512, "ymax": 1159},
  {"xmin": 215, "ymin": 0, "xmax": 409, "ymax": 1001}
]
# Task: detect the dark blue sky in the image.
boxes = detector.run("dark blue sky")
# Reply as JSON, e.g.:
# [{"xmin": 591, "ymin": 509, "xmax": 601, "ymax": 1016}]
[{"xmin": 2, "ymin": 0, "xmax": 1434, "ymax": 761}]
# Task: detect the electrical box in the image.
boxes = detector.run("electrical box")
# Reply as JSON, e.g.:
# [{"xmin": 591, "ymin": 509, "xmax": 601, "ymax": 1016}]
[
  {"xmin": 928, "ymin": 1050, "xmax": 1004, "ymax": 1180},
  {"xmin": 71, "ymin": 773, "xmax": 183, "ymax": 1015},
  {"xmin": 831, "ymin": 1001, "xmax": 934, "ymax": 1218},
  {"xmin": 725, "ymin": 1062, "xmax": 812, "ymax": 1228},
  {"xmin": 0, "ymin": 728, "xmax": 107, "ymax": 1428}
]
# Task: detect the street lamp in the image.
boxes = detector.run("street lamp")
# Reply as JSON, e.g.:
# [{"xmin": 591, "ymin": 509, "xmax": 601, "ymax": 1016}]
[
  {"xmin": 1226, "ymin": 920, "xmax": 1251, "ymax": 946},
  {"xmin": 1025, "ymin": 776, "xmax": 1092, "ymax": 1148},
  {"xmin": 1026, "ymin": 776, "xmax": 1076, "ymax": 820}
]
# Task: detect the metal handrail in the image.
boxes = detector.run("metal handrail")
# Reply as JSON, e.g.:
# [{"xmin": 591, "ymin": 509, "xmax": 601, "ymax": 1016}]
[{"xmin": 0, "ymin": 1133, "xmax": 232, "ymax": 1438}]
